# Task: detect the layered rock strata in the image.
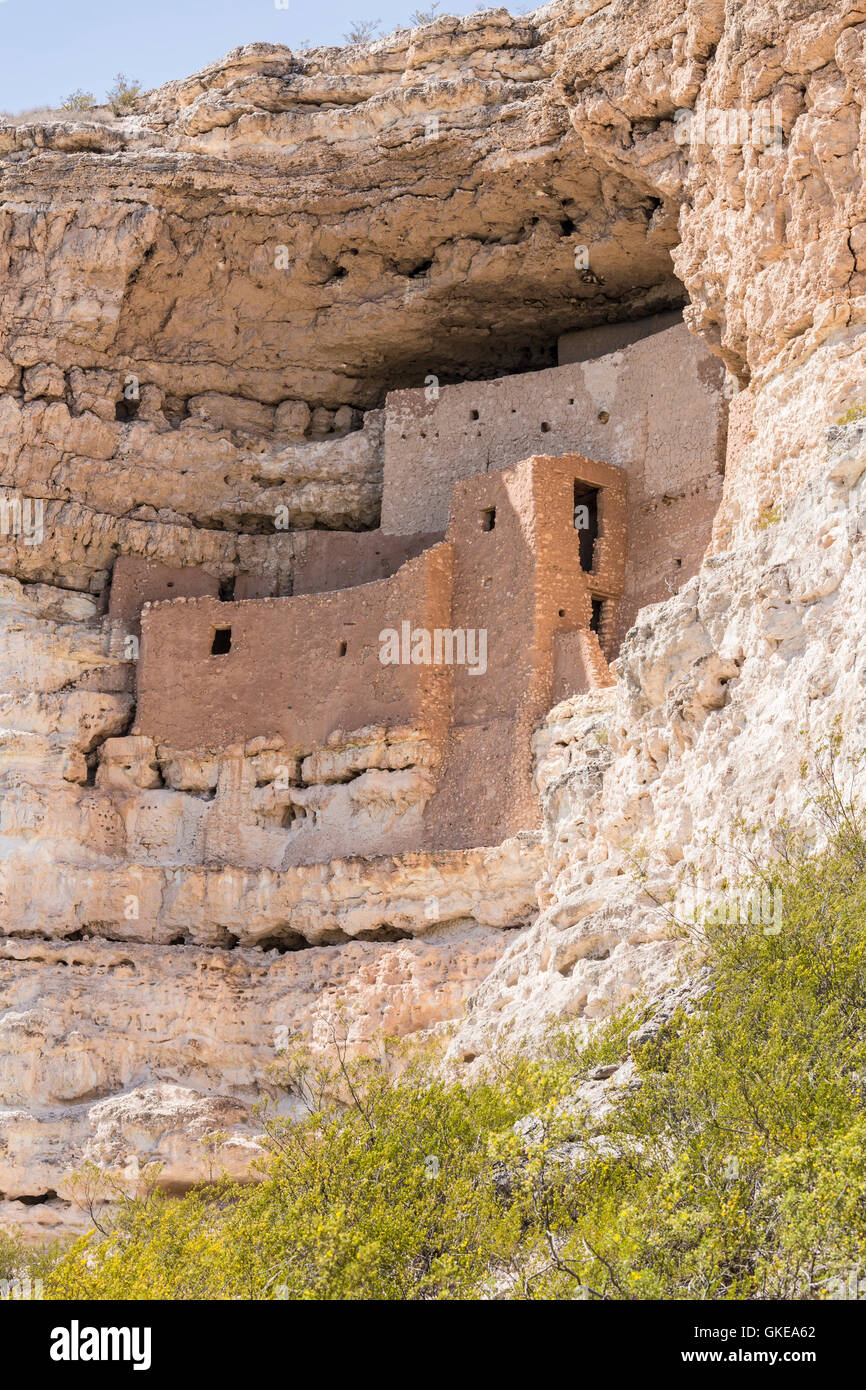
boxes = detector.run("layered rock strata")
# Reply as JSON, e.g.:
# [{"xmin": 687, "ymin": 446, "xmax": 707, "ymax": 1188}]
[{"xmin": 2, "ymin": 0, "xmax": 865, "ymax": 1235}]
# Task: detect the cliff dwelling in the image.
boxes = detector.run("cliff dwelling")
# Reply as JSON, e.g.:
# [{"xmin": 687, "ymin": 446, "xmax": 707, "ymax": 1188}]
[{"xmin": 99, "ymin": 317, "xmax": 726, "ymax": 869}]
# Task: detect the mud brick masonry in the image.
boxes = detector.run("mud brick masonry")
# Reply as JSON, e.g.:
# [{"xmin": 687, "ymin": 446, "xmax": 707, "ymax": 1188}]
[{"xmin": 121, "ymin": 320, "xmax": 725, "ymax": 854}]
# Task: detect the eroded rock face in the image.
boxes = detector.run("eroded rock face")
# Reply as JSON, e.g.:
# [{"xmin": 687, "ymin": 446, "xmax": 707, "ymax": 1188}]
[
  {"xmin": 2, "ymin": 0, "xmax": 866, "ymax": 1235},
  {"xmin": 0, "ymin": 927, "xmax": 513, "ymax": 1239}
]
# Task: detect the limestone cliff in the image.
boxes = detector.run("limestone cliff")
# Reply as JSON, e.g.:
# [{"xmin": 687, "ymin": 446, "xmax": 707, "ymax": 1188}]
[{"xmin": 1, "ymin": 0, "xmax": 865, "ymax": 1238}]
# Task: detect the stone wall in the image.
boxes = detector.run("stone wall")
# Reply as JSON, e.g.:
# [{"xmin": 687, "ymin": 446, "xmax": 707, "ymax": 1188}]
[
  {"xmin": 108, "ymin": 557, "xmax": 222, "ymax": 630},
  {"xmin": 423, "ymin": 451, "xmax": 626, "ymax": 849},
  {"xmin": 134, "ymin": 454, "xmax": 625, "ymax": 853},
  {"xmin": 556, "ymin": 308, "xmax": 684, "ymax": 364},
  {"xmin": 291, "ymin": 529, "xmax": 440, "ymax": 596},
  {"xmin": 106, "ymin": 529, "xmax": 440, "ymax": 640},
  {"xmin": 381, "ymin": 322, "xmax": 725, "ymax": 652},
  {"xmin": 135, "ymin": 544, "xmax": 454, "ymax": 754}
]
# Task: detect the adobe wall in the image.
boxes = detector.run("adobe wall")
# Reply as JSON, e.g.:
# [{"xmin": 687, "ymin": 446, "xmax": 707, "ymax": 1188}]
[
  {"xmin": 108, "ymin": 557, "xmax": 221, "ymax": 630},
  {"xmin": 291, "ymin": 529, "xmax": 441, "ymax": 596},
  {"xmin": 422, "ymin": 452, "xmax": 626, "ymax": 850},
  {"xmin": 381, "ymin": 322, "xmax": 725, "ymax": 653},
  {"xmin": 135, "ymin": 545, "xmax": 454, "ymax": 754},
  {"xmin": 556, "ymin": 309, "xmax": 684, "ymax": 365},
  {"xmin": 551, "ymin": 630, "xmax": 615, "ymax": 704},
  {"xmin": 107, "ymin": 556, "xmax": 290, "ymax": 633},
  {"xmin": 108, "ymin": 532, "xmax": 444, "ymax": 638}
]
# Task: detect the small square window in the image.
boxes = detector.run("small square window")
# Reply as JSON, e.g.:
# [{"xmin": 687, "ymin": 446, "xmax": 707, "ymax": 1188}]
[
  {"xmin": 211, "ymin": 627, "xmax": 232, "ymax": 655},
  {"xmin": 482, "ymin": 508, "xmax": 496, "ymax": 532}
]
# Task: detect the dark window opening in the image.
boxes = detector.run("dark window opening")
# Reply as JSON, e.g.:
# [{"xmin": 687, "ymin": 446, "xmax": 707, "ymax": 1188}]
[
  {"xmin": 470, "ymin": 409, "xmax": 479, "ymax": 420},
  {"xmin": 482, "ymin": 507, "xmax": 496, "ymax": 532},
  {"xmin": 574, "ymin": 481, "xmax": 600, "ymax": 571},
  {"xmin": 558, "ymin": 608, "xmax": 565, "ymax": 618},
  {"xmin": 338, "ymin": 639, "xmax": 348, "ymax": 656},
  {"xmin": 211, "ymin": 627, "xmax": 232, "ymax": 655},
  {"xmin": 590, "ymin": 599, "xmax": 603, "ymax": 635},
  {"xmin": 541, "ymin": 421, "xmax": 551, "ymax": 433},
  {"xmin": 219, "ymin": 577, "xmax": 236, "ymax": 601}
]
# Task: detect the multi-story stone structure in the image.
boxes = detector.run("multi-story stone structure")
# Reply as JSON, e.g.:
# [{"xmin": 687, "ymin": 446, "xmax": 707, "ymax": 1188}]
[
  {"xmin": 134, "ymin": 451, "xmax": 626, "ymax": 855},
  {"xmin": 111, "ymin": 318, "xmax": 725, "ymax": 863}
]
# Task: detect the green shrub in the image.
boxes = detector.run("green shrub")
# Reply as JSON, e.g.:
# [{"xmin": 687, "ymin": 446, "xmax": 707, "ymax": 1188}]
[
  {"xmin": 342, "ymin": 20, "xmax": 381, "ymax": 44},
  {"xmin": 526, "ymin": 839, "xmax": 866, "ymax": 1299},
  {"xmin": 756, "ymin": 503, "xmax": 781, "ymax": 530},
  {"xmin": 106, "ymin": 73, "xmax": 141, "ymax": 116},
  {"xmin": 0, "ymin": 1229, "xmax": 65, "ymax": 1297},
  {"xmin": 48, "ymin": 1047, "xmax": 563, "ymax": 1301},
  {"xmin": 60, "ymin": 90, "xmax": 96, "ymax": 112}
]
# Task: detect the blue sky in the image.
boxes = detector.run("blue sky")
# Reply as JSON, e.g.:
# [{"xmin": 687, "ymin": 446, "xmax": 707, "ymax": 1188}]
[{"xmin": 0, "ymin": 0, "xmax": 525, "ymax": 114}]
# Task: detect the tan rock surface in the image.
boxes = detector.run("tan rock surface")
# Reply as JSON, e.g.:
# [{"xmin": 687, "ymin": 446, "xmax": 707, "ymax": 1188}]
[
  {"xmin": 2, "ymin": 0, "xmax": 866, "ymax": 1236},
  {"xmin": 0, "ymin": 929, "xmax": 513, "ymax": 1236}
]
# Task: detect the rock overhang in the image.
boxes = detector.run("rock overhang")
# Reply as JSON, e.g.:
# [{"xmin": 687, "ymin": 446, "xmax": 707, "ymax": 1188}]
[{"xmin": 0, "ymin": 15, "xmax": 695, "ymax": 410}]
